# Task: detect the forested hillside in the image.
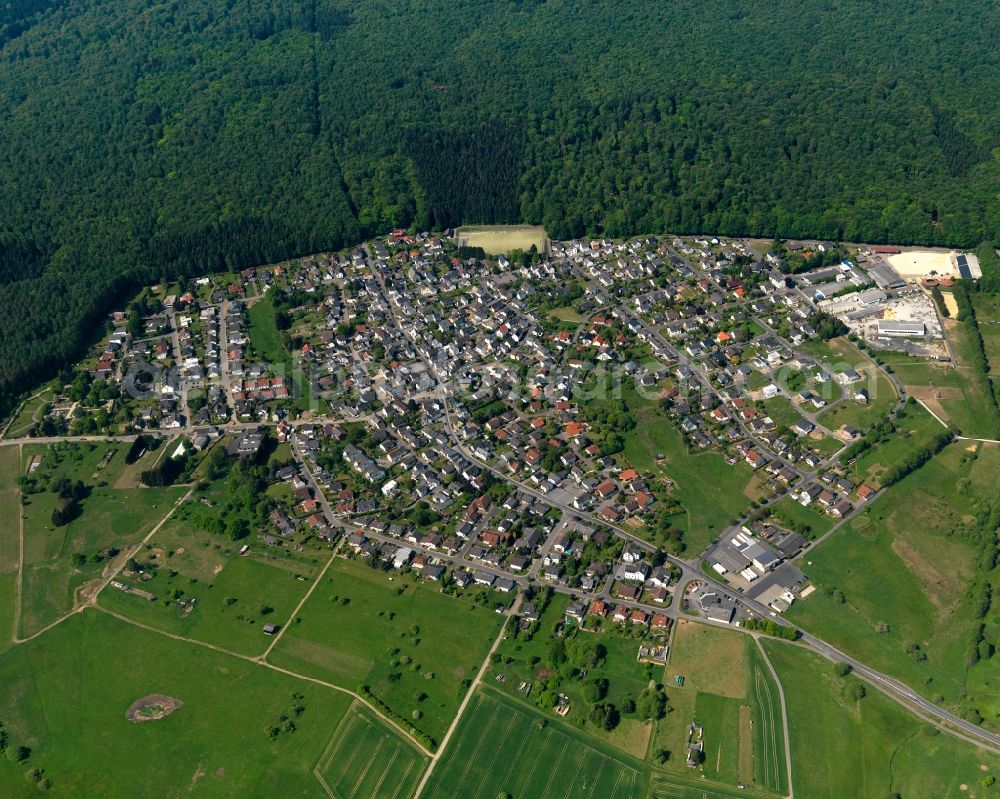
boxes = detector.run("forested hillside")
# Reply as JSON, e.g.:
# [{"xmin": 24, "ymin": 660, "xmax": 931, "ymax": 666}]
[{"xmin": 1, "ymin": 0, "xmax": 1000, "ymax": 410}]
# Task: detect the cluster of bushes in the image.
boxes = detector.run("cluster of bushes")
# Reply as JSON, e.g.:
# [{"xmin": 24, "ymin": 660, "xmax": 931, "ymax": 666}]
[
  {"xmin": 356, "ymin": 685, "xmax": 435, "ymax": 752},
  {"xmin": 742, "ymin": 617, "xmax": 800, "ymax": 640},
  {"xmin": 140, "ymin": 452, "xmax": 190, "ymax": 487},
  {"xmin": 811, "ymin": 311, "xmax": 849, "ymax": 341},
  {"xmin": 842, "ymin": 419, "xmax": 895, "ymax": 463}
]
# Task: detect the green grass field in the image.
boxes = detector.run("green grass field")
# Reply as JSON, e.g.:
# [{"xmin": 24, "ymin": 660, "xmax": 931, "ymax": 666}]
[
  {"xmin": 2, "ymin": 389, "xmax": 54, "ymax": 440},
  {"xmin": 943, "ymin": 318, "xmax": 1000, "ymax": 436},
  {"xmin": 763, "ymin": 640, "xmax": 1000, "ymax": 799},
  {"xmin": 766, "ymin": 496, "xmax": 835, "ymax": 539},
  {"xmin": 849, "ymin": 400, "xmax": 943, "ymax": 487},
  {"xmin": 423, "ymin": 688, "xmax": 647, "ymax": 799},
  {"xmin": 99, "ymin": 554, "xmax": 318, "ymax": 656},
  {"xmin": 0, "ymin": 609, "xmax": 354, "ymax": 797},
  {"xmin": 661, "ymin": 623, "xmax": 786, "ymax": 795},
  {"xmin": 747, "ymin": 644, "xmax": 787, "ymax": 796},
  {"xmin": 620, "ymin": 384, "xmax": 753, "ymax": 554},
  {"xmin": 760, "ymin": 396, "xmax": 803, "ymax": 429},
  {"xmin": 18, "ymin": 443, "xmax": 185, "ymax": 637},
  {"xmin": 248, "ymin": 295, "xmax": 311, "ymax": 410},
  {"xmin": 0, "ymin": 445, "xmax": 21, "ymax": 651},
  {"xmin": 789, "ymin": 442, "xmax": 1000, "ymax": 715},
  {"xmin": 314, "ymin": 702, "xmax": 427, "ymax": 799},
  {"xmin": 269, "ymin": 558, "xmax": 503, "ymax": 745}
]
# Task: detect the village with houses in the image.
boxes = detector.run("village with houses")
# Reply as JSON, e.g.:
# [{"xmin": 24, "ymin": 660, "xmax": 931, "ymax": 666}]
[{"xmin": 4, "ymin": 225, "xmax": 993, "ymax": 798}]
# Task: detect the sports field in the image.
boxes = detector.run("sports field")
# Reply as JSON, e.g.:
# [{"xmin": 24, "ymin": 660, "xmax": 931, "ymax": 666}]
[
  {"xmin": 315, "ymin": 702, "xmax": 427, "ymax": 799},
  {"xmin": 455, "ymin": 225, "xmax": 549, "ymax": 256},
  {"xmin": 422, "ymin": 688, "xmax": 647, "ymax": 799}
]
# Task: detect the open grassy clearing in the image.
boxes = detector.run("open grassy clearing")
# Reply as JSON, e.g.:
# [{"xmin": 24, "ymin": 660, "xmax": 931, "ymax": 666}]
[
  {"xmin": 18, "ymin": 443, "xmax": 185, "ymax": 637},
  {"xmin": 248, "ymin": 295, "xmax": 311, "ymax": 411},
  {"xmin": 314, "ymin": 702, "xmax": 427, "ymax": 799},
  {"xmin": 0, "ymin": 609, "xmax": 353, "ymax": 797},
  {"xmin": 0, "ymin": 445, "xmax": 21, "ymax": 572},
  {"xmin": 620, "ymin": 384, "xmax": 753, "ymax": 555},
  {"xmin": 2, "ymin": 389, "xmax": 54, "ymax": 439},
  {"xmin": 100, "ymin": 553, "xmax": 318, "ymax": 657},
  {"xmin": 549, "ymin": 306, "xmax": 585, "ymax": 323},
  {"xmin": 0, "ymin": 445, "xmax": 21, "ymax": 651},
  {"xmin": 666, "ymin": 621, "xmax": 746, "ymax": 699},
  {"xmin": 760, "ymin": 396, "xmax": 803, "ymax": 430},
  {"xmin": 944, "ymin": 318, "xmax": 1000, "ymax": 436},
  {"xmin": 789, "ymin": 442, "xmax": 1000, "ymax": 715},
  {"xmin": 973, "ymin": 293, "xmax": 1000, "ymax": 376},
  {"xmin": 849, "ymin": 400, "xmax": 943, "ymax": 487},
  {"xmin": 660, "ymin": 623, "xmax": 786, "ymax": 794},
  {"xmin": 423, "ymin": 687, "xmax": 647, "ymax": 799},
  {"xmin": 269, "ymin": 557, "xmax": 503, "ymax": 745},
  {"xmin": 763, "ymin": 639, "xmax": 1000, "ymax": 799},
  {"xmin": 879, "ymin": 352, "xmax": 971, "ymax": 423}
]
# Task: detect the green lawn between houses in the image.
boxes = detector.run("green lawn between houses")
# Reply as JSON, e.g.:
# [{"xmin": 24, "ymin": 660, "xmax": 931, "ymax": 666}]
[
  {"xmin": 268, "ymin": 557, "xmax": 504, "ymax": 747},
  {"xmin": 247, "ymin": 294, "xmax": 312, "ymax": 412},
  {"xmin": 619, "ymin": 383, "xmax": 753, "ymax": 556},
  {"xmin": 789, "ymin": 442, "xmax": 1000, "ymax": 719},
  {"xmin": 803, "ymin": 337, "xmax": 898, "ymax": 432},
  {"xmin": 763, "ymin": 640, "xmax": 1000, "ymax": 799},
  {"xmin": 0, "ymin": 609, "xmax": 356, "ymax": 797}
]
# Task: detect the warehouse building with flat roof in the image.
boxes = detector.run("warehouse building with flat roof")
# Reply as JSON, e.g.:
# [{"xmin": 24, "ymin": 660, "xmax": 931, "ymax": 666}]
[
  {"xmin": 876, "ymin": 319, "xmax": 925, "ymax": 338},
  {"xmin": 868, "ymin": 261, "xmax": 905, "ymax": 289}
]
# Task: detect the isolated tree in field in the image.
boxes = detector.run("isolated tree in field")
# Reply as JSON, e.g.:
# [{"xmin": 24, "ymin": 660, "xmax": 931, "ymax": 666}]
[
  {"xmin": 636, "ymin": 685, "xmax": 668, "ymax": 720},
  {"xmin": 583, "ymin": 678, "xmax": 608, "ymax": 703}
]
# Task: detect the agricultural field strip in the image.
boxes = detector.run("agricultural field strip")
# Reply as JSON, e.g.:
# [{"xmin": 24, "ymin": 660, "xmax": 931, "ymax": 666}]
[
  {"xmin": 469, "ymin": 708, "xmax": 522, "ymax": 799},
  {"xmin": 753, "ymin": 638, "xmax": 793, "ymax": 798},
  {"xmin": 96, "ymin": 604, "xmax": 434, "ymax": 755},
  {"xmin": 412, "ymin": 595, "xmax": 521, "ymax": 796},
  {"xmin": 314, "ymin": 707, "xmax": 422, "ymax": 799},
  {"xmin": 425, "ymin": 690, "xmax": 643, "ymax": 799},
  {"xmin": 752, "ymin": 665, "xmax": 779, "ymax": 791}
]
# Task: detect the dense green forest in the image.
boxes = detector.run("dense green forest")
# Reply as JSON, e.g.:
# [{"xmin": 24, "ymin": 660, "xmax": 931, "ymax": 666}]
[{"xmin": 1, "ymin": 0, "xmax": 1000, "ymax": 411}]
